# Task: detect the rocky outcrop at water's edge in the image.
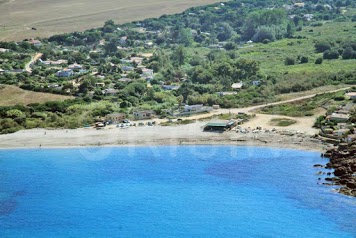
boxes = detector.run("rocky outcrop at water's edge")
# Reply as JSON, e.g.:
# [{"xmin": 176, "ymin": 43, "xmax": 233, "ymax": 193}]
[{"xmin": 322, "ymin": 142, "xmax": 356, "ymax": 197}]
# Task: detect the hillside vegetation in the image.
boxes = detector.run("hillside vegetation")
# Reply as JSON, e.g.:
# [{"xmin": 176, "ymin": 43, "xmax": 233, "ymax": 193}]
[{"xmin": 0, "ymin": 0, "xmax": 355, "ymax": 134}]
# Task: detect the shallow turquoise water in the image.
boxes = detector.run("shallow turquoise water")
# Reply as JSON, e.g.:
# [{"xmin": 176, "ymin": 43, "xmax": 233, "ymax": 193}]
[{"xmin": 0, "ymin": 146, "xmax": 355, "ymax": 237}]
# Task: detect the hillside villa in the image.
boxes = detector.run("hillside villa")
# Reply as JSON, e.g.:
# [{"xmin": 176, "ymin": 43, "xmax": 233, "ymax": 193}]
[
  {"xmin": 56, "ymin": 69, "xmax": 73, "ymax": 77},
  {"xmin": 28, "ymin": 39, "xmax": 42, "ymax": 47},
  {"xmin": 0, "ymin": 48, "xmax": 10, "ymax": 53},
  {"xmin": 68, "ymin": 63, "xmax": 83, "ymax": 70},
  {"xmin": 232, "ymin": 82, "xmax": 243, "ymax": 90}
]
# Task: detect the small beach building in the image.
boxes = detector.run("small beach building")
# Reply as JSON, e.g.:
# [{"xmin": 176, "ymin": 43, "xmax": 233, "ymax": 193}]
[
  {"xmin": 204, "ymin": 120, "xmax": 236, "ymax": 131},
  {"xmin": 329, "ymin": 113, "xmax": 350, "ymax": 123},
  {"xmin": 347, "ymin": 134, "xmax": 356, "ymax": 143},
  {"xmin": 333, "ymin": 129, "xmax": 349, "ymax": 138},
  {"xmin": 346, "ymin": 92, "xmax": 356, "ymax": 100},
  {"xmin": 133, "ymin": 110, "xmax": 155, "ymax": 120},
  {"xmin": 106, "ymin": 113, "xmax": 126, "ymax": 123},
  {"xmin": 184, "ymin": 104, "xmax": 204, "ymax": 113}
]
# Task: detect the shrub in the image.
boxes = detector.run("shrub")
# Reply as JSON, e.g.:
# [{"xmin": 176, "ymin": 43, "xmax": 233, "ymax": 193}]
[
  {"xmin": 284, "ymin": 57, "xmax": 295, "ymax": 65},
  {"xmin": 334, "ymin": 96, "xmax": 345, "ymax": 101},
  {"xmin": 315, "ymin": 41, "xmax": 331, "ymax": 53},
  {"xmin": 315, "ymin": 58, "xmax": 323, "ymax": 64},
  {"xmin": 300, "ymin": 56, "xmax": 309, "ymax": 64},
  {"xmin": 323, "ymin": 50, "xmax": 339, "ymax": 59}
]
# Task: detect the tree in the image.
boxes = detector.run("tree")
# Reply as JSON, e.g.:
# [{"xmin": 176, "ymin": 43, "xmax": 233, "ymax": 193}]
[
  {"xmin": 177, "ymin": 28, "xmax": 193, "ymax": 46},
  {"xmin": 286, "ymin": 22, "xmax": 295, "ymax": 38},
  {"xmin": 342, "ymin": 47, "xmax": 355, "ymax": 60},
  {"xmin": 103, "ymin": 20, "xmax": 115, "ymax": 33},
  {"xmin": 217, "ymin": 23, "xmax": 235, "ymax": 41},
  {"xmin": 104, "ymin": 39, "xmax": 118, "ymax": 55},
  {"xmin": 172, "ymin": 45, "xmax": 186, "ymax": 68},
  {"xmin": 252, "ymin": 26, "xmax": 275, "ymax": 43},
  {"xmin": 242, "ymin": 9, "xmax": 287, "ymax": 40}
]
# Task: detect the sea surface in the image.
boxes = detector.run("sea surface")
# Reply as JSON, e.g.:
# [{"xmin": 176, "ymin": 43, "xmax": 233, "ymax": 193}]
[{"xmin": 0, "ymin": 146, "xmax": 355, "ymax": 237}]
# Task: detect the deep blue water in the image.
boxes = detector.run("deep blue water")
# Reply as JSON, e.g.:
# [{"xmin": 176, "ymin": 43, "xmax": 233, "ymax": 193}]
[{"xmin": 0, "ymin": 146, "xmax": 355, "ymax": 237}]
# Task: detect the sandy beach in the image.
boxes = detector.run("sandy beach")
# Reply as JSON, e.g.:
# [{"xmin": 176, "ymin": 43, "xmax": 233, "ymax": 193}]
[
  {"xmin": 0, "ymin": 86, "xmax": 348, "ymax": 152},
  {"xmin": 0, "ymin": 121, "xmax": 329, "ymax": 152}
]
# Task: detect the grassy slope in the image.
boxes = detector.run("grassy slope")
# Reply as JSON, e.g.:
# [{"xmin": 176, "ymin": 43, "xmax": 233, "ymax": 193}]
[
  {"xmin": 0, "ymin": 85, "xmax": 73, "ymax": 106},
  {"xmin": 239, "ymin": 21, "xmax": 356, "ymax": 76},
  {"xmin": 0, "ymin": 0, "xmax": 224, "ymax": 41}
]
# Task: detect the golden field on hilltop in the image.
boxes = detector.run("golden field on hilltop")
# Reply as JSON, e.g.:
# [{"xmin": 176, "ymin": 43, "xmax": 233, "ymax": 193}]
[{"xmin": 0, "ymin": 0, "xmax": 222, "ymax": 41}]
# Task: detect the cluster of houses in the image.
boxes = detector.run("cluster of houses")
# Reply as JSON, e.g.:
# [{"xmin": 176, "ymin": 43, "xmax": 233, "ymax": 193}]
[
  {"xmin": 103, "ymin": 102, "xmax": 222, "ymax": 124},
  {"xmin": 119, "ymin": 56, "xmax": 154, "ymax": 80},
  {"xmin": 55, "ymin": 63, "xmax": 87, "ymax": 77},
  {"xmin": 319, "ymin": 94, "xmax": 355, "ymax": 144},
  {"xmin": 105, "ymin": 110, "xmax": 155, "ymax": 123}
]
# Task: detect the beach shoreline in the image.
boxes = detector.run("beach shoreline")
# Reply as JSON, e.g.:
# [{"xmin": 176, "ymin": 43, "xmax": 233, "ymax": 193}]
[{"xmin": 0, "ymin": 122, "xmax": 329, "ymax": 152}]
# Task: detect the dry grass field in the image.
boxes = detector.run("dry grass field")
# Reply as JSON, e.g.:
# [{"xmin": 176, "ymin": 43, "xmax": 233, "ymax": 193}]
[
  {"xmin": 0, "ymin": 0, "xmax": 223, "ymax": 41},
  {"xmin": 0, "ymin": 85, "xmax": 73, "ymax": 106}
]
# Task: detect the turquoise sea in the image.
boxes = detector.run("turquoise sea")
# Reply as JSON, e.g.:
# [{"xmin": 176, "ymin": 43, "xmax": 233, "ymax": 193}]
[{"xmin": 0, "ymin": 146, "xmax": 355, "ymax": 237}]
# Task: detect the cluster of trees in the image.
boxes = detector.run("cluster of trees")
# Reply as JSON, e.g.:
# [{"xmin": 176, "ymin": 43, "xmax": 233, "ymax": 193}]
[
  {"xmin": 315, "ymin": 40, "xmax": 356, "ymax": 60},
  {"xmin": 0, "ymin": 53, "xmax": 30, "ymax": 70},
  {"xmin": 0, "ymin": 99, "xmax": 118, "ymax": 134}
]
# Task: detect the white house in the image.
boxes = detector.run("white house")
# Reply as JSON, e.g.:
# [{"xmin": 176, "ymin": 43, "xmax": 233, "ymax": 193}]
[
  {"xmin": 303, "ymin": 14, "xmax": 314, "ymax": 21},
  {"xmin": 120, "ymin": 36, "xmax": 128, "ymax": 44},
  {"xmin": 232, "ymin": 82, "xmax": 243, "ymax": 90},
  {"xmin": 0, "ymin": 48, "xmax": 9, "ymax": 53},
  {"xmin": 28, "ymin": 39, "xmax": 42, "ymax": 47},
  {"xmin": 346, "ymin": 92, "xmax": 356, "ymax": 100},
  {"xmin": 252, "ymin": 80, "xmax": 261, "ymax": 86},
  {"xmin": 95, "ymin": 82, "xmax": 105, "ymax": 87},
  {"xmin": 184, "ymin": 104, "xmax": 203, "ymax": 112},
  {"xmin": 130, "ymin": 57, "xmax": 144, "ymax": 65},
  {"xmin": 162, "ymin": 85, "xmax": 180, "ymax": 90},
  {"xmin": 103, "ymin": 89, "xmax": 119, "ymax": 96},
  {"xmin": 68, "ymin": 63, "xmax": 83, "ymax": 70},
  {"xmin": 329, "ymin": 113, "xmax": 350, "ymax": 123},
  {"xmin": 144, "ymin": 41, "xmax": 154, "ymax": 47},
  {"xmin": 121, "ymin": 65, "xmax": 134, "ymax": 72},
  {"xmin": 56, "ymin": 69, "xmax": 73, "ymax": 77},
  {"xmin": 141, "ymin": 68, "xmax": 154, "ymax": 79},
  {"xmin": 294, "ymin": 2, "xmax": 305, "ymax": 8},
  {"xmin": 333, "ymin": 129, "xmax": 349, "ymax": 138}
]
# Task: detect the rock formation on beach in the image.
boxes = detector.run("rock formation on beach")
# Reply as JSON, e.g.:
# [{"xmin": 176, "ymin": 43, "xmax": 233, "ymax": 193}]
[{"xmin": 323, "ymin": 142, "xmax": 356, "ymax": 197}]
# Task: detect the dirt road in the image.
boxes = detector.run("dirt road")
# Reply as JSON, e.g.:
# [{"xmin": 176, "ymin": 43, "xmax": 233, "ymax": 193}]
[
  {"xmin": 25, "ymin": 53, "xmax": 42, "ymax": 73},
  {"xmin": 139, "ymin": 87, "xmax": 350, "ymax": 134}
]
